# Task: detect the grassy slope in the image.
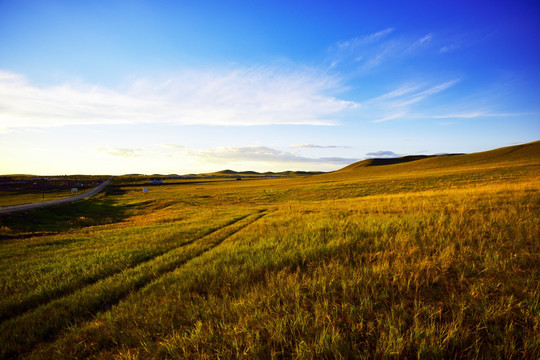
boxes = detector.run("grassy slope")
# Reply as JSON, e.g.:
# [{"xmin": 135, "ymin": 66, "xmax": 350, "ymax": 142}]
[
  {"xmin": 340, "ymin": 141, "xmax": 539, "ymax": 174},
  {"xmin": 0, "ymin": 141, "xmax": 538, "ymax": 359}
]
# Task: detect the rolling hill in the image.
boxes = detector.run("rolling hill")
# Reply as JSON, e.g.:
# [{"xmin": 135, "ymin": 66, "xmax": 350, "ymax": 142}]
[{"xmin": 319, "ymin": 140, "xmax": 540, "ymax": 181}]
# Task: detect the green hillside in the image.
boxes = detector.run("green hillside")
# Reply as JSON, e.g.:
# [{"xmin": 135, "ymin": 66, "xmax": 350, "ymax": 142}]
[{"xmin": 336, "ymin": 140, "xmax": 539, "ymax": 175}]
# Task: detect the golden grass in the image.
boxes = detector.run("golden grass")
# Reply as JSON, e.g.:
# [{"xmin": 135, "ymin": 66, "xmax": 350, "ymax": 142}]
[{"xmin": 0, "ymin": 141, "xmax": 539, "ymax": 359}]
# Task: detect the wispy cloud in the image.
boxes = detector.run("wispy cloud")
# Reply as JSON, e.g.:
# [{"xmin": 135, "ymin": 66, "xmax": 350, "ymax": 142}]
[
  {"xmin": 439, "ymin": 44, "xmax": 459, "ymax": 53},
  {"xmin": 368, "ymin": 84, "xmax": 422, "ymax": 102},
  {"xmin": 365, "ymin": 150, "xmax": 401, "ymax": 158},
  {"xmin": 93, "ymin": 144, "xmax": 358, "ymax": 172},
  {"xmin": 335, "ymin": 28, "xmax": 395, "ymax": 50},
  {"xmin": 393, "ymin": 80, "xmax": 460, "ymax": 107},
  {"xmin": 290, "ymin": 144, "xmax": 351, "ymax": 149},
  {"xmin": 161, "ymin": 144, "xmax": 186, "ymax": 150},
  {"xmin": 372, "ymin": 113, "xmax": 407, "ymax": 123},
  {"xmin": 438, "ymin": 29, "xmax": 496, "ymax": 55},
  {"xmin": 328, "ymin": 28, "xmax": 395, "ymax": 69},
  {"xmin": 407, "ymin": 33, "xmax": 433, "ymax": 51},
  {"xmin": 328, "ymin": 29, "xmax": 435, "ymax": 71},
  {"xmin": 96, "ymin": 146, "xmax": 145, "ymax": 158},
  {"xmin": 192, "ymin": 146, "xmax": 358, "ymax": 165},
  {"xmin": 361, "ymin": 79, "xmax": 460, "ymax": 123},
  {"xmin": 422, "ymin": 111, "xmax": 527, "ymax": 119},
  {"xmin": 0, "ymin": 67, "xmax": 357, "ymax": 129}
]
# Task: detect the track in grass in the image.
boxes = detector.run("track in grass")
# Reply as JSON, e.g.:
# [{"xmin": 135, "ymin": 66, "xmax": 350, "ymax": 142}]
[
  {"xmin": 0, "ymin": 211, "xmax": 257, "ymax": 324},
  {"xmin": 0, "ymin": 209, "xmax": 272, "ymax": 359}
]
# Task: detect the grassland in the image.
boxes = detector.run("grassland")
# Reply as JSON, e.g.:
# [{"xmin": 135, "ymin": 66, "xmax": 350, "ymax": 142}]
[
  {"xmin": 0, "ymin": 188, "xmax": 97, "ymax": 207},
  {"xmin": 0, "ymin": 176, "xmax": 105, "ymax": 207},
  {"xmin": 0, "ymin": 141, "xmax": 538, "ymax": 359}
]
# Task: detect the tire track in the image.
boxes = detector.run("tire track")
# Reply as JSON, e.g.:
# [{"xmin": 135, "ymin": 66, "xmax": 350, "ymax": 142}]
[
  {"xmin": 0, "ymin": 213, "xmax": 254, "ymax": 324},
  {"xmin": 92, "ymin": 209, "xmax": 271, "ymax": 314},
  {"xmin": 0, "ymin": 210, "xmax": 271, "ymax": 359}
]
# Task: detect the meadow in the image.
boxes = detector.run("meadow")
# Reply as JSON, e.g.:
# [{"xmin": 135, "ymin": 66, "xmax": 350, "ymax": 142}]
[
  {"xmin": 0, "ymin": 142, "xmax": 538, "ymax": 359},
  {"xmin": 0, "ymin": 176, "xmax": 105, "ymax": 207}
]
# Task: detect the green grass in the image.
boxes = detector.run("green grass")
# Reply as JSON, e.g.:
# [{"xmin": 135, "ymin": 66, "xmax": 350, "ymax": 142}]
[
  {"xmin": 0, "ymin": 188, "xmax": 94, "ymax": 207},
  {"xmin": 0, "ymin": 186, "xmax": 140, "ymax": 237},
  {"xmin": 0, "ymin": 176, "xmax": 105, "ymax": 207},
  {"xmin": 0, "ymin": 141, "xmax": 538, "ymax": 359}
]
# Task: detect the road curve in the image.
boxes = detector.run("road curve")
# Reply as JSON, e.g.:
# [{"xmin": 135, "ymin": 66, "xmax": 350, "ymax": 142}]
[{"xmin": 0, "ymin": 177, "xmax": 113, "ymax": 215}]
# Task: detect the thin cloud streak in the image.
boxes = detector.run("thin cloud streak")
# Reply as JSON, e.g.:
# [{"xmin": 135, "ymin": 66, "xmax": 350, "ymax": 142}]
[
  {"xmin": 161, "ymin": 144, "xmax": 186, "ymax": 149},
  {"xmin": 94, "ymin": 145, "xmax": 358, "ymax": 170},
  {"xmin": 290, "ymin": 144, "xmax": 351, "ymax": 149},
  {"xmin": 192, "ymin": 146, "xmax": 358, "ymax": 165},
  {"xmin": 367, "ymin": 84, "xmax": 422, "ymax": 102},
  {"xmin": 365, "ymin": 150, "xmax": 401, "ymax": 158},
  {"xmin": 372, "ymin": 113, "xmax": 406, "ymax": 123},
  {"xmin": 391, "ymin": 80, "xmax": 460, "ymax": 108},
  {"xmin": 365, "ymin": 79, "xmax": 460, "ymax": 123},
  {"xmin": 328, "ymin": 28, "xmax": 395, "ymax": 69},
  {"xmin": 0, "ymin": 67, "xmax": 357, "ymax": 129},
  {"xmin": 329, "ymin": 29, "xmax": 435, "ymax": 72},
  {"xmin": 335, "ymin": 28, "xmax": 395, "ymax": 50},
  {"xmin": 422, "ymin": 112, "xmax": 530, "ymax": 119},
  {"xmin": 96, "ymin": 146, "xmax": 145, "ymax": 158}
]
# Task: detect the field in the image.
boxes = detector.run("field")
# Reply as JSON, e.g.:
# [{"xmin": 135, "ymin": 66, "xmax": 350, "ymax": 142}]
[
  {"xmin": 0, "ymin": 142, "xmax": 538, "ymax": 359},
  {"xmin": 0, "ymin": 176, "xmax": 106, "ymax": 207}
]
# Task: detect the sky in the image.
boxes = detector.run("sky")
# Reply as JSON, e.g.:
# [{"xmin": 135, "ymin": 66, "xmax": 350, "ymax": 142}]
[{"xmin": 1, "ymin": 0, "xmax": 539, "ymax": 175}]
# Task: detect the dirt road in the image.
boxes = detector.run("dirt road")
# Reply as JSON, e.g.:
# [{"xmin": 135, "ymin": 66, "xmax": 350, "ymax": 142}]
[{"xmin": 0, "ymin": 177, "xmax": 113, "ymax": 215}]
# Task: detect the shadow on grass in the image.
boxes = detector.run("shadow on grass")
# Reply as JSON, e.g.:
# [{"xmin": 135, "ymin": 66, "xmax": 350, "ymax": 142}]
[{"xmin": 0, "ymin": 187, "xmax": 133, "ymax": 239}]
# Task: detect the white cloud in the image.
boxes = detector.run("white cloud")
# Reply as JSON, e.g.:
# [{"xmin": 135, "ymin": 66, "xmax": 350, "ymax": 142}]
[
  {"xmin": 372, "ymin": 112, "xmax": 407, "ymax": 123},
  {"xmin": 365, "ymin": 150, "xmax": 401, "ymax": 158},
  {"xmin": 438, "ymin": 29, "xmax": 495, "ymax": 55},
  {"xmin": 161, "ymin": 144, "xmax": 186, "ymax": 150},
  {"xmin": 0, "ymin": 67, "xmax": 357, "ymax": 129},
  {"xmin": 335, "ymin": 28, "xmax": 395, "ymax": 50},
  {"xmin": 290, "ymin": 144, "xmax": 351, "ymax": 149},
  {"xmin": 92, "ymin": 144, "xmax": 358, "ymax": 172},
  {"xmin": 393, "ymin": 80, "xmax": 460, "ymax": 107},
  {"xmin": 440, "ymin": 45, "xmax": 458, "ymax": 53},
  {"xmin": 363, "ymin": 80, "xmax": 460, "ymax": 123},
  {"xmin": 192, "ymin": 146, "xmax": 357, "ymax": 165},
  {"xmin": 368, "ymin": 84, "xmax": 422, "ymax": 102},
  {"xmin": 329, "ymin": 30, "xmax": 436, "ymax": 72},
  {"xmin": 418, "ymin": 34, "xmax": 433, "ymax": 44},
  {"xmin": 96, "ymin": 146, "xmax": 146, "ymax": 158},
  {"xmin": 328, "ymin": 28, "xmax": 396, "ymax": 70},
  {"xmin": 424, "ymin": 112, "xmax": 524, "ymax": 119}
]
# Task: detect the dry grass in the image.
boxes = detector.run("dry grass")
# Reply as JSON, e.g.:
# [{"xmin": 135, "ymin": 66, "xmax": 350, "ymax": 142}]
[{"xmin": 0, "ymin": 141, "xmax": 538, "ymax": 359}]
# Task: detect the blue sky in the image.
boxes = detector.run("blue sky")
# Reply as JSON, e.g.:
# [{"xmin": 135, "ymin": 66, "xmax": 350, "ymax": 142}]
[{"xmin": 1, "ymin": 0, "xmax": 539, "ymax": 175}]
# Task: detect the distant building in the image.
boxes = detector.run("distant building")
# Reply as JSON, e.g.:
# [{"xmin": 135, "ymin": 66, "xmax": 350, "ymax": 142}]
[
  {"xmin": 149, "ymin": 179, "xmax": 163, "ymax": 184},
  {"xmin": 143, "ymin": 188, "xmax": 149, "ymax": 193},
  {"xmin": 71, "ymin": 188, "xmax": 78, "ymax": 193}
]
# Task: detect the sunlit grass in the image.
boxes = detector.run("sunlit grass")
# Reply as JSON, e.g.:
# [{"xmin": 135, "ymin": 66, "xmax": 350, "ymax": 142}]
[
  {"xmin": 0, "ymin": 188, "xmax": 96, "ymax": 207},
  {"xmin": 0, "ymin": 141, "xmax": 539, "ymax": 359}
]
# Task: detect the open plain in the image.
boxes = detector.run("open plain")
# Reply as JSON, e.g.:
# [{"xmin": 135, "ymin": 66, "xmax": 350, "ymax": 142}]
[{"xmin": 0, "ymin": 141, "xmax": 538, "ymax": 359}]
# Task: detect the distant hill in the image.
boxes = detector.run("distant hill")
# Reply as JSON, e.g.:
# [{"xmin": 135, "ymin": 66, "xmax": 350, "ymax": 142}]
[
  {"xmin": 328, "ymin": 140, "xmax": 540, "ymax": 179},
  {"xmin": 204, "ymin": 170, "xmax": 324, "ymax": 178},
  {"xmin": 340, "ymin": 155, "xmax": 437, "ymax": 170},
  {"xmin": 107, "ymin": 141, "xmax": 540, "ymax": 180}
]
